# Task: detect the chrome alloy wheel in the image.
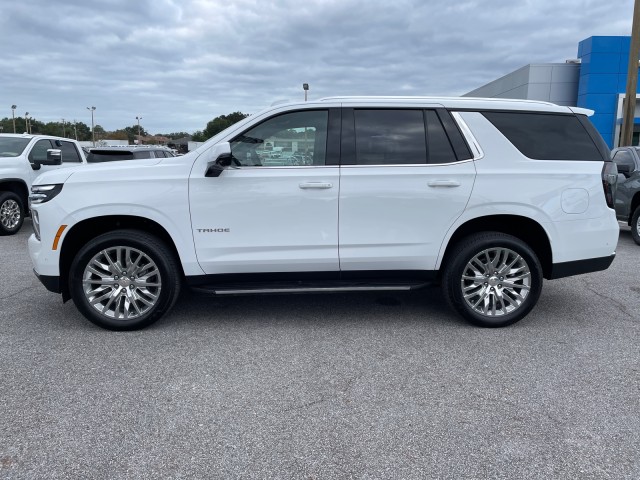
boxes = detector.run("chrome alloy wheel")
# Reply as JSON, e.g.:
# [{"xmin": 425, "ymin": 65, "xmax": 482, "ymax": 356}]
[
  {"xmin": 461, "ymin": 247, "xmax": 531, "ymax": 317},
  {"xmin": 0, "ymin": 199, "xmax": 20, "ymax": 230},
  {"xmin": 82, "ymin": 247, "xmax": 162, "ymax": 320},
  {"xmin": 636, "ymin": 214, "xmax": 640, "ymax": 238}
]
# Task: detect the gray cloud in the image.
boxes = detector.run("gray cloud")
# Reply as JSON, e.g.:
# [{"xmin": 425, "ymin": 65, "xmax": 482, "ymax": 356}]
[{"xmin": 0, "ymin": 0, "xmax": 633, "ymax": 134}]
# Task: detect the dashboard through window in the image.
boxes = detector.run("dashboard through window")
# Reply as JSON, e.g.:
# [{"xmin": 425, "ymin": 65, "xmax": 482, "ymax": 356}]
[{"xmin": 231, "ymin": 110, "xmax": 328, "ymax": 167}]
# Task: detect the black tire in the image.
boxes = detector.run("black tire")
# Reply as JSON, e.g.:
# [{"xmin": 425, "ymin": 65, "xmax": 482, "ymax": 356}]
[
  {"xmin": 442, "ymin": 232, "xmax": 543, "ymax": 328},
  {"xmin": 631, "ymin": 207, "xmax": 640, "ymax": 246},
  {"xmin": 0, "ymin": 191, "xmax": 25, "ymax": 236},
  {"xmin": 69, "ymin": 230, "xmax": 181, "ymax": 331}
]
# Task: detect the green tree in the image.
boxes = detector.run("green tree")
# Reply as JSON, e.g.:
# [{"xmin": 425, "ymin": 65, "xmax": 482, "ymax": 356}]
[{"xmin": 201, "ymin": 112, "xmax": 248, "ymax": 141}]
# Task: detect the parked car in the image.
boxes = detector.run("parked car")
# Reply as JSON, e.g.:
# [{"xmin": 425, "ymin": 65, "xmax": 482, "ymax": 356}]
[
  {"xmin": 28, "ymin": 97, "xmax": 618, "ymax": 330},
  {"xmin": 0, "ymin": 133, "xmax": 87, "ymax": 235},
  {"xmin": 86, "ymin": 145, "xmax": 175, "ymax": 163},
  {"xmin": 611, "ymin": 146, "xmax": 640, "ymax": 244}
]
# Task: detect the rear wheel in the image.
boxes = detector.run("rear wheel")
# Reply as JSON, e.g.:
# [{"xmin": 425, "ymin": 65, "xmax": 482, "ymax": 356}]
[
  {"xmin": 69, "ymin": 230, "xmax": 181, "ymax": 330},
  {"xmin": 0, "ymin": 191, "xmax": 25, "ymax": 235},
  {"xmin": 631, "ymin": 207, "xmax": 640, "ymax": 245},
  {"xmin": 442, "ymin": 232, "xmax": 543, "ymax": 328}
]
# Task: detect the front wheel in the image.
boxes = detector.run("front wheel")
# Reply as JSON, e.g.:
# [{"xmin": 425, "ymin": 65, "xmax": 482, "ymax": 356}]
[
  {"xmin": 0, "ymin": 191, "xmax": 25, "ymax": 235},
  {"xmin": 69, "ymin": 230, "xmax": 181, "ymax": 330},
  {"xmin": 442, "ymin": 232, "xmax": 543, "ymax": 328}
]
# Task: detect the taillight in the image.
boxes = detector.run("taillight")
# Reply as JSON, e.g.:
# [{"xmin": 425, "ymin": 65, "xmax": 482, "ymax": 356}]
[{"xmin": 601, "ymin": 161, "xmax": 618, "ymax": 209}]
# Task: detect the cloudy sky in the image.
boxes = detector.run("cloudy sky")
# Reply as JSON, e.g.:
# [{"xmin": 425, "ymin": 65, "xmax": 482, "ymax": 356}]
[{"xmin": 0, "ymin": 0, "xmax": 634, "ymax": 134}]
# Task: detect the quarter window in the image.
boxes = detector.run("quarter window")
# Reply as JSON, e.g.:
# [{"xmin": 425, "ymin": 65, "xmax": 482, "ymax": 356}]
[
  {"xmin": 231, "ymin": 110, "xmax": 328, "ymax": 166},
  {"xmin": 482, "ymin": 112, "xmax": 603, "ymax": 161}
]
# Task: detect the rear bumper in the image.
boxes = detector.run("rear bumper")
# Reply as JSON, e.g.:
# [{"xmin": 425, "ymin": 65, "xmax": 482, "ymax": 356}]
[
  {"xmin": 34, "ymin": 270, "xmax": 61, "ymax": 294},
  {"xmin": 548, "ymin": 254, "xmax": 615, "ymax": 280}
]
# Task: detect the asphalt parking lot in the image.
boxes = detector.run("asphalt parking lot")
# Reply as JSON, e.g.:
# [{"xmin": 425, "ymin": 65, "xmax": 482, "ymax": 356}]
[{"xmin": 1, "ymin": 222, "xmax": 639, "ymax": 479}]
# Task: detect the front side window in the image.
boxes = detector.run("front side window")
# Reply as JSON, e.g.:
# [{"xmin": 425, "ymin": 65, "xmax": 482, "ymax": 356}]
[
  {"xmin": 231, "ymin": 110, "xmax": 328, "ymax": 167},
  {"xmin": 354, "ymin": 109, "xmax": 426, "ymax": 165},
  {"xmin": 28, "ymin": 140, "xmax": 53, "ymax": 163},
  {"xmin": 613, "ymin": 150, "xmax": 636, "ymax": 174},
  {"xmin": 59, "ymin": 141, "xmax": 81, "ymax": 163}
]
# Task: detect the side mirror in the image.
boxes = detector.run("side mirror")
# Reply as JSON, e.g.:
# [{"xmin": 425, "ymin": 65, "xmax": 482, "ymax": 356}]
[
  {"xmin": 205, "ymin": 153, "xmax": 233, "ymax": 177},
  {"xmin": 31, "ymin": 149, "xmax": 62, "ymax": 170},
  {"xmin": 205, "ymin": 143, "xmax": 233, "ymax": 178}
]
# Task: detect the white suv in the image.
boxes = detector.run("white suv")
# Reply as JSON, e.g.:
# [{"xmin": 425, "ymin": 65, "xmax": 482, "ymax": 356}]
[{"xmin": 27, "ymin": 97, "xmax": 619, "ymax": 330}]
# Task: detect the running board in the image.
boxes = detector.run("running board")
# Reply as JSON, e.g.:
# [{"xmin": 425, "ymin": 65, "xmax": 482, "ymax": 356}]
[{"xmin": 190, "ymin": 281, "xmax": 430, "ymax": 296}]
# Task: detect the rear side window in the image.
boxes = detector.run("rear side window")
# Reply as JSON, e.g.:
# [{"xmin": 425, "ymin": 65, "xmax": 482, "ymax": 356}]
[
  {"xmin": 87, "ymin": 151, "xmax": 135, "ymax": 162},
  {"xmin": 59, "ymin": 141, "xmax": 81, "ymax": 163},
  {"xmin": 133, "ymin": 151, "xmax": 153, "ymax": 159},
  {"xmin": 354, "ymin": 109, "xmax": 426, "ymax": 165},
  {"xmin": 482, "ymin": 112, "xmax": 604, "ymax": 161},
  {"xmin": 425, "ymin": 110, "xmax": 457, "ymax": 164}
]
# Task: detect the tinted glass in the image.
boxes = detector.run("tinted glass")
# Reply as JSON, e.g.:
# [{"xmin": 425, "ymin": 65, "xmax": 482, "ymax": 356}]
[
  {"xmin": 482, "ymin": 112, "xmax": 603, "ymax": 161},
  {"xmin": 29, "ymin": 140, "xmax": 53, "ymax": 162},
  {"xmin": 354, "ymin": 109, "xmax": 426, "ymax": 165},
  {"xmin": 0, "ymin": 137, "xmax": 31, "ymax": 158},
  {"xmin": 426, "ymin": 110, "xmax": 457, "ymax": 164},
  {"xmin": 231, "ymin": 110, "xmax": 328, "ymax": 166},
  {"xmin": 133, "ymin": 151, "xmax": 153, "ymax": 159},
  {"xmin": 87, "ymin": 151, "xmax": 135, "ymax": 162},
  {"xmin": 59, "ymin": 141, "xmax": 81, "ymax": 163}
]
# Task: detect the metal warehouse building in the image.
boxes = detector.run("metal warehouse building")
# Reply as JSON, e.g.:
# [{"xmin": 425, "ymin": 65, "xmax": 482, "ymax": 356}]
[{"xmin": 465, "ymin": 36, "xmax": 640, "ymax": 148}]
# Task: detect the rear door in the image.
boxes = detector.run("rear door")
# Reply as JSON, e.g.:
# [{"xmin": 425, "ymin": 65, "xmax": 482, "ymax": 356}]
[{"xmin": 338, "ymin": 107, "xmax": 476, "ymax": 272}]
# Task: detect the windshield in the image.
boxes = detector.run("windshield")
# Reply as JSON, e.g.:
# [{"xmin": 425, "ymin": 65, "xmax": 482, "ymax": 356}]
[{"xmin": 0, "ymin": 137, "xmax": 31, "ymax": 157}]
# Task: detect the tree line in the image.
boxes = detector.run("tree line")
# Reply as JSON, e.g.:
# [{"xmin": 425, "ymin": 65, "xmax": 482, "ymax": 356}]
[{"xmin": 0, "ymin": 111, "xmax": 249, "ymax": 144}]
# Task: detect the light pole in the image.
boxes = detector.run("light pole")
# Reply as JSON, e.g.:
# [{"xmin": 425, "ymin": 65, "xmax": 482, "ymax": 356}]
[
  {"xmin": 62, "ymin": 118, "xmax": 66, "ymax": 137},
  {"xmin": 87, "ymin": 106, "xmax": 96, "ymax": 146},
  {"xmin": 73, "ymin": 120, "xmax": 78, "ymax": 140},
  {"xmin": 24, "ymin": 112, "xmax": 29, "ymax": 133},
  {"xmin": 11, "ymin": 105, "xmax": 16, "ymax": 133},
  {"xmin": 303, "ymin": 83, "xmax": 309, "ymax": 101},
  {"xmin": 136, "ymin": 116, "xmax": 142, "ymax": 144}
]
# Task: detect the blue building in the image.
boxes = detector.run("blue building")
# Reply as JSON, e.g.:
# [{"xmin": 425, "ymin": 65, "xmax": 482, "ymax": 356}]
[{"xmin": 465, "ymin": 36, "xmax": 639, "ymax": 148}]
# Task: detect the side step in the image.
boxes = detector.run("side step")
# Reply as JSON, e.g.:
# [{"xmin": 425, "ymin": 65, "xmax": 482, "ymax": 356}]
[{"xmin": 190, "ymin": 280, "xmax": 431, "ymax": 296}]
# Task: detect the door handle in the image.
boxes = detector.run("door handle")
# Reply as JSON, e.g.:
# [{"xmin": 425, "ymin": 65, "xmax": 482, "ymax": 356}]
[
  {"xmin": 299, "ymin": 182, "xmax": 333, "ymax": 189},
  {"xmin": 428, "ymin": 180, "xmax": 461, "ymax": 188}
]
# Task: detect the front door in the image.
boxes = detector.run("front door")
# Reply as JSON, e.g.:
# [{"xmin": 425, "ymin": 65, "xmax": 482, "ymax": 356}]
[
  {"xmin": 189, "ymin": 109, "xmax": 341, "ymax": 275},
  {"xmin": 28, "ymin": 139, "xmax": 84, "ymax": 183}
]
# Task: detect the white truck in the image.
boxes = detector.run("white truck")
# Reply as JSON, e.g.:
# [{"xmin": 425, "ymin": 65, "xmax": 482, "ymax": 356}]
[{"xmin": 0, "ymin": 133, "xmax": 87, "ymax": 235}]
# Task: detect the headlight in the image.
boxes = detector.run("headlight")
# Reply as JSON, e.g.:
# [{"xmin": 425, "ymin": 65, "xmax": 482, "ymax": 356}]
[{"xmin": 29, "ymin": 184, "xmax": 63, "ymax": 205}]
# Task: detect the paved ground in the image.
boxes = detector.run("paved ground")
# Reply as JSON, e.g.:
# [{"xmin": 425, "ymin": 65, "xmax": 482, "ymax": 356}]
[{"xmin": 1, "ymin": 222, "xmax": 639, "ymax": 479}]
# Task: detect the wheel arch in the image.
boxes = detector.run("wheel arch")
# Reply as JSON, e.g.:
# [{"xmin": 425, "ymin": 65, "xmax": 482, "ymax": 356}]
[
  {"xmin": 628, "ymin": 191, "xmax": 640, "ymax": 225},
  {"xmin": 439, "ymin": 214, "xmax": 553, "ymax": 279},
  {"xmin": 59, "ymin": 215, "xmax": 185, "ymax": 301},
  {"xmin": 0, "ymin": 179, "xmax": 30, "ymax": 208}
]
